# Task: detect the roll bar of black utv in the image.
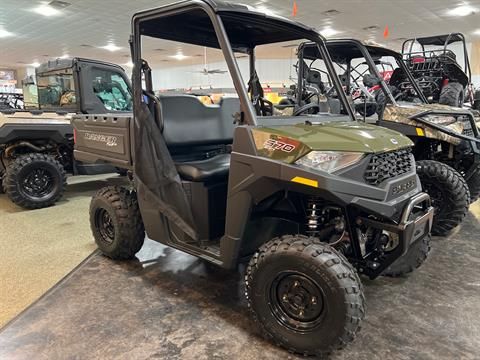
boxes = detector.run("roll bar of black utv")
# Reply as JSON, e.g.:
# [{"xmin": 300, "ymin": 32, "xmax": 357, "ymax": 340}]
[
  {"xmin": 129, "ymin": 0, "xmax": 356, "ymax": 125},
  {"xmin": 300, "ymin": 39, "xmax": 428, "ymax": 105},
  {"xmin": 402, "ymin": 33, "xmax": 471, "ymax": 82}
]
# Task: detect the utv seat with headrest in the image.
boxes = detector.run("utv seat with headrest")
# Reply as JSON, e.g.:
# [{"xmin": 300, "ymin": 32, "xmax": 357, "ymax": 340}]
[{"xmin": 159, "ymin": 95, "xmax": 239, "ymax": 182}]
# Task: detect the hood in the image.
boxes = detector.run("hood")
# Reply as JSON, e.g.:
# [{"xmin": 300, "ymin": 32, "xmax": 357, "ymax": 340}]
[
  {"xmin": 383, "ymin": 103, "xmax": 475, "ymax": 144},
  {"xmin": 258, "ymin": 122, "xmax": 412, "ymax": 152},
  {"xmin": 251, "ymin": 121, "xmax": 413, "ymax": 164}
]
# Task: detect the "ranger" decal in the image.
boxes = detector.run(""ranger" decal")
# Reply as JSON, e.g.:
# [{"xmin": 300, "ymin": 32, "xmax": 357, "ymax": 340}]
[{"xmin": 84, "ymin": 132, "xmax": 118, "ymax": 147}]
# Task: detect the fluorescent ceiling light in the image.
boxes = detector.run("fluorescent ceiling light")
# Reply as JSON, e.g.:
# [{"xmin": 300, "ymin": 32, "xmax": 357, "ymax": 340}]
[
  {"xmin": 169, "ymin": 53, "xmax": 189, "ymax": 60},
  {"xmin": 124, "ymin": 61, "xmax": 134, "ymax": 67},
  {"xmin": 0, "ymin": 27, "xmax": 14, "ymax": 38},
  {"xmin": 321, "ymin": 27, "xmax": 341, "ymax": 37},
  {"xmin": 30, "ymin": 62, "xmax": 41, "ymax": 68},
  {"xmin": 100, "ymin": 43, "xmax": 122, "ymax": 52},
  {"xmin": 447, "ymin": 5, "xmax": 476, "ymax": 16},
  {"xmin": 33, "ymin": 4, "xmax": 61, "ymax": 16},
  {"xmin": 473, "ymin": 29, "xmax": 480, "ymax": 35},
  {"xmin": 59, "ymin": 54, "xmax": 69, "ymax": 59}
]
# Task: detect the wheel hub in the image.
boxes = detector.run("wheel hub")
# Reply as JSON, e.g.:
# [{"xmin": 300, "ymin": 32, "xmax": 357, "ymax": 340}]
[
  {"xmin": 22, "ymin": 168, "xmax": 54, "ymax": 197},
  {"xmin": 270, "ymin": 272, "xmax": 325, "ymax": 331},
  {"xmin": 96, "ymin": 209, "xmax": 115, "ymax": 245}
]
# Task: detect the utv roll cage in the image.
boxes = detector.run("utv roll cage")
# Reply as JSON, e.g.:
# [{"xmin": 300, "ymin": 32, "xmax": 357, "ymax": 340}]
[
  {"xmin": 130, "ymin": 0, "xmax": 356, "ymax": 126},
  {"xmin": 401, "ymin": 33, "xmax": 472, "ymax": 85},
  {"xmin": 297, "ymin": 39, "xmax": 429, "ymax": 108}
]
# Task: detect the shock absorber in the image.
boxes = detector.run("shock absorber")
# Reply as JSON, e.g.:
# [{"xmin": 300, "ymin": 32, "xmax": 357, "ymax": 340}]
[{"xmin": 306, "ymin": 197, "xmax": 321, "ymax": 237}]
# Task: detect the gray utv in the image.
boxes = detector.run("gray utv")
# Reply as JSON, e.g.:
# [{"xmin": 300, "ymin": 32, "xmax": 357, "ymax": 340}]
[
  {"xmin": 0, "ymin": 58, "xmax": 132, "ymax": 209},
  {"xmin": 73, "ymin": 0, "xmax": 433, "ymax": 356}
]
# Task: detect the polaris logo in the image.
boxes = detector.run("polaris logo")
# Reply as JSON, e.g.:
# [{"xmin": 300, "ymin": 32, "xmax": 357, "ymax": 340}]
[
  {"xmin": 84, "ymin": 132, "xmax": 118, "ymax": 147},
  {"xmin": 390, "ymin": 138, "xmax": 399, "ymax": 145},
  {"xmin": 392, "ymin": 179, "xmax": 416, "ymax": 195}
]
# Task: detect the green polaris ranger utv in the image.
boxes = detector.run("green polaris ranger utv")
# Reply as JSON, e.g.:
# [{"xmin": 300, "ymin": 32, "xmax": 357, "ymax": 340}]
[
  {"xmin": 72, "ymin": 0, "xmax": 433, "ymax": 356},
  {"xmin": 295, "ymin": 40, "xmax": 478, "ymax": 235}
]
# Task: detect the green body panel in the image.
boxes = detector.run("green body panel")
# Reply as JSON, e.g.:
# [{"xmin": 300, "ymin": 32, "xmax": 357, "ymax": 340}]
[{"xmin": 252, "ymin": 121, "xmax": 412, "ymax": 163}]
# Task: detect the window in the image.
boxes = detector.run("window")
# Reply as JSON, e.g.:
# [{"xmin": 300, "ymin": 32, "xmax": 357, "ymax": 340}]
[
  {"xmin": 91, "ymin": 68, "xmax": 132, "ymax": 111},
  {"xmin": 37, "ymin": 68, "xmax": 76, "ymax": 109}
]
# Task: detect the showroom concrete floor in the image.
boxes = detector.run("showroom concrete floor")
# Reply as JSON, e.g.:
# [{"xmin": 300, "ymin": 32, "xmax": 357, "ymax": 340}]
[{"xmin": 0, "ymin": 199, "xmax": 479, "ymax": 359}]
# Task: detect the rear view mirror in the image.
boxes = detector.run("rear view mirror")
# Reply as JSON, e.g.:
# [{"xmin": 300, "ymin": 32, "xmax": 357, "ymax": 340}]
[{"xmin": 363, "ymin": 74, "xmax": 381, "ymax": 87}]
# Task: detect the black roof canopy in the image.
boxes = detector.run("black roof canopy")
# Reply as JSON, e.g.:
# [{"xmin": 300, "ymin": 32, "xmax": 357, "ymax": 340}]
[
  {"xmin": 135, "ymin": 0, "xmax": 321, "ymax": 52},
  {"xmin": 405, "ymin": 33, "xmax": 465, "ymax": 47},
  {"xmin": 301, "ymin": 40, "xmax": 401, "ymax": 63}
]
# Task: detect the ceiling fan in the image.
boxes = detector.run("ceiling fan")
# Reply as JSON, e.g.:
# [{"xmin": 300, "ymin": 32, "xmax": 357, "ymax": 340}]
[{"xmin": 192, "ymin": 47, "xmax": 227, "ymax": 75}]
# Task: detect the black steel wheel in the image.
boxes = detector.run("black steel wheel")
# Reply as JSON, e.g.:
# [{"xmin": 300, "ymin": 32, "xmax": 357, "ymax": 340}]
[
  {"xmin": 416, "ymin": 160, "xmax": 469, "ymax": 236},
  {"xmin": 245, "ymin": 235, "xmax": 365, "ymax": 356},
  {"xmin": 3, "ymin": 153, "xmax": 66, "ymax": 209},
  {"xmin": 95, "ymin": 208, "xmax": 116, "ymax": 245},
  {"xmin": 269, "ymin": 272, "xmax": 325, "ymax": 332},
  {"xmin": 90, "ymin": 186, "xmax": 145, "ymax": 260}
]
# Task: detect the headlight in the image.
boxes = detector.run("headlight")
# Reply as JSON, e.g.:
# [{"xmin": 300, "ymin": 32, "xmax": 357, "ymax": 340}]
[
  {"xmin": 295, "ymin": 151, "xmax": 364, "ymax": 173},
  {"xmin": 422, "ymin": 114, "xmax": 457, "ymax": 126}
]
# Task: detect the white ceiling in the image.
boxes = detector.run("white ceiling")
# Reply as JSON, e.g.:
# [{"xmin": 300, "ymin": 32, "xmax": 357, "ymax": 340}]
[{"xmin": 1, "ymin": 0, "xmax": 480, "ymax": 68}]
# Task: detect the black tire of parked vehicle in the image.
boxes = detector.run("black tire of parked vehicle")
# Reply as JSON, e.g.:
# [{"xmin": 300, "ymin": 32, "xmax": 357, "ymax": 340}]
[
  {"xmin": 245, "ymin": 235, "xmax": 365, "ymax": 357},
  {"xmin": 439, "ymin": 82, "xmax": 465, "ymax": 107},
  {"xmin": 90, "ymin": 186, "xmax": 145, "ymax": 260},
  {"xmin": 382, "ymin": 235, "xmax": 431, "ymax": 277},
  {"xmin": 416, "ymin": 160, "xmax": 469, "ymax": 236},
  {"xmin": 3, "ymin": 153, "xmax": 66, "ymax": 209},
  {"xmin": 466, "ymin": 172, "xmax": 480, "ymax": 204},
  {"xmin": 0, "ymin": 170, "xmax": 4, "ymax": 194}
]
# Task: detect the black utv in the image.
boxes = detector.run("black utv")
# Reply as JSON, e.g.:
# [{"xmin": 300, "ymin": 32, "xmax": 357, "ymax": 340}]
[
  {"xmin": 401, "ymin": 33, "xmax": 472, "ymax": 107},
  {"xmin": 0, "ymin": 57, "xmax": 132, "ymax": 209},
  {"xmin": 73, "ymin": 0, "xmax": 433, "ymax": 356},
  {"xmin": 294, "ymin": 39, "xmax": 478, "ymax": 235}
]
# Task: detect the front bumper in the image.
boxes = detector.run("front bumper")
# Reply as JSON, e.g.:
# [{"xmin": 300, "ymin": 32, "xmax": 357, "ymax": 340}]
[{"xmin": 357, "ymin": 192, "xmax": 434, "ymax": 279}]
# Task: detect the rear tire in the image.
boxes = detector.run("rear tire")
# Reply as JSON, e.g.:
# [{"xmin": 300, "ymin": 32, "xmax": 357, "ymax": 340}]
[
  {"xmin": 467, "ymin": 172, "xmax": 480, "ymax": 203},
  {"xmin": 90, "ymin": 186, "xmax": 145, "ymax": 260},
  {"xmin": 382, "ymin": 235, "xmax": 431, "ymax": 277},
  {"xmin": 3, "ymin": 153, "xmax": 66, "ymax": 209},
  {"xmin": 439, "ymin": 82, "xmax": 464, "ymax": 107},
  {"xmin": 416, "ymin": 160, "xmax": 469, "ymax": 236},
  {"xmin": 245, "ymin": 235, "xmax": 365, "ymax": 356}
]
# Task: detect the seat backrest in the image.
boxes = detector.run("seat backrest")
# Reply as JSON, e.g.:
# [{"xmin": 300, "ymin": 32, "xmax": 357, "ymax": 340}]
[{"xmin": 160, "ymin": 95, "xmax": 239, "ymax": 149}]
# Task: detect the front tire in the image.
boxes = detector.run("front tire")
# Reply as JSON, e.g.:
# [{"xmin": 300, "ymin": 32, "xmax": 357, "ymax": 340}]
[
  {"xmin": 416, "ymin": 160, "xmax": 469, "ymax": 236},
  {"xmin": 466, "ymin": 172, "xmax": 480, "ymax": 203},
  {"xmin": 245, "ymin": 235, "xmax": 365, "ymax": 356},
  {"xmin": 90, "ymin": 186, "xmax": 145, "ymax": 260},
  {"xmin": 3, "ymin": 153, "xmax": 66, "ymax": 209},
  {"xmin": 439, "ymin": 82, "xmax": 464, "ymax": 107},
  {"xmin": 382, "ymin": 235, "xmax": 431, "ymax": 277}
]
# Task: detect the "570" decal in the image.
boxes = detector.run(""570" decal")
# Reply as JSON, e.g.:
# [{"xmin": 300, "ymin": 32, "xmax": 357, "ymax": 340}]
[{"xmin": 263, "ymin": 139, "xmax": 296, "ymax": 153}]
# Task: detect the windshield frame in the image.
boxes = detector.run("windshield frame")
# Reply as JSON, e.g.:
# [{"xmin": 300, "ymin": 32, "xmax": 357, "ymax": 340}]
[{"xmin": 130, "ymin": 0, "xmax": 356, "ymax": 126}]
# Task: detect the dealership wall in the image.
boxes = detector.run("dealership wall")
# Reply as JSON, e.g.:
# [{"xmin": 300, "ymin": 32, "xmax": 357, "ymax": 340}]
[{"xmin": 151, "ymin": 42, "xmax": 480, "ymax": 91}]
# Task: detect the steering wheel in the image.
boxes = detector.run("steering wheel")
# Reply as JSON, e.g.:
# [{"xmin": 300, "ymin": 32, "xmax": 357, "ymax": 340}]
[
  {"xmin": 253, "ymin": 95, "xmax": 274, "ymax": 116},
  {"xmin": 294, "ymin": 103, "xmax": 320, "ymax": 116}
]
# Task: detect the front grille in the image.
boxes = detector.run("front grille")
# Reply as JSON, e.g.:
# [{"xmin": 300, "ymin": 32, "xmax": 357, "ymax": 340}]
[
  {"xmin": 458, "ymin": 115, "xmax": 475, "ymax": 137},
  {"xmin": 364, "ymin": 149, "xmax": 414, "ymax": 185}
]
